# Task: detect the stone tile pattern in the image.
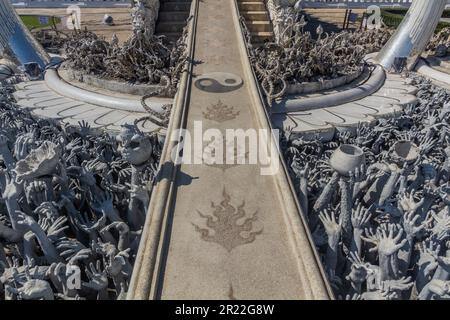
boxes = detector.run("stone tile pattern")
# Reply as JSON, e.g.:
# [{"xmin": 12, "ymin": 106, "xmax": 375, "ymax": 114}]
[
  {"xmin": 272, "ymin": 73, "xmax": 419, "ymax": 139},
  {"xmin": 13, "ymin": 81, "xmax": 160, "ymax": 133}
]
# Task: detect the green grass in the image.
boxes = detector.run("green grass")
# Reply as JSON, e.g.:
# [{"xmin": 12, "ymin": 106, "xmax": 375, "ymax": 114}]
[
  {"xmin": 20, "ymin": 15, "xmax": 60, "ymax": 30},
  {"xmin": 381, "ymin": 9, "xmax": 450, "ymax": 33},
  {"xmin": 380, "ymin": 10, "xmax": 404, "ymax": 29}
]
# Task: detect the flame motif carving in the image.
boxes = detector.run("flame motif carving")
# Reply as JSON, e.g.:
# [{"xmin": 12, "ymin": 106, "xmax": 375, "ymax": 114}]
[
  {"xmin": 193, "ymin": 189, "xmax": 263, "ymax": 252},
  {"xmin": 202, "ymin": 100, "xmax": 240, "ymax": 123}
]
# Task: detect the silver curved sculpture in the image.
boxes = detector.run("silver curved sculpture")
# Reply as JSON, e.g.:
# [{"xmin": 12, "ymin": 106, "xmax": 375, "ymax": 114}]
[
  {"xmin": 376, "ymin": 0, "xmax": 447, "ymax": 71},
  {"xmin": 0, "ymin": 0, "xmax": 49, "ymax": 69}
]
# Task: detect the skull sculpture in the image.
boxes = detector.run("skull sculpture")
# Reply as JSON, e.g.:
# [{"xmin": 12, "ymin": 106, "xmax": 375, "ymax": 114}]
[{"xmin": 116, "ymin": 125, "xmax": 153, "ymax": 166}]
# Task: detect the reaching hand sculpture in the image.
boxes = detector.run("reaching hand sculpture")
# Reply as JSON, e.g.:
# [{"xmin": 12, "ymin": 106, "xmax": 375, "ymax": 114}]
[
  {"xmin": 280, "ymin": 74, "xmax": 450, "ymax": 299},
  {"xmin": 350, "ymin": 203, "xmax": 372, "ymax": 256},
  {"xmin": 5, "ymin": 278, "xmax": 54, "ymax": 300},
  {"xmin": 319, "ymin": 209, "xmax": 341, "ymax": 275},
  {"xmin": 346, "ymin": 252, "xmax": 372, "ymax": 295},
  {"xmin": 0, "ymin": 73, "xmax": 163, "ymax": 300},
  {"xmin": 362, "ymin": 224, "xmax": 407, "ymax": 281}
]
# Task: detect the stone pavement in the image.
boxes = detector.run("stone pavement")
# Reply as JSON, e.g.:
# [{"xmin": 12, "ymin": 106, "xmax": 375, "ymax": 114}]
[
  {"xmin": 272, "ymin": 71, "xmax": 418, "ymax": 140},
  {"xmin": 416, "ymin": 56, "xmax": 450, "ymax": 90},
  {"xmin": 13, "ymin": 80, "xmax": 165, "ymax": 133},
  {"xmin": 128, "ymin": 0, "xmax": 331, "ymax": 300}
]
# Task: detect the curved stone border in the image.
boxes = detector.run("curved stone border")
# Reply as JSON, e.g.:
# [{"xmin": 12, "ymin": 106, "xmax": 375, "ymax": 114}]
[
  {"xmin": 271, "ymin": 71, "xmax": 419, "ymax": 142},
  {"xmin": 425, "ymin": 55, "xmax": 450, "ymax": 71},
  {"xmin": 272, "ymin": 64, "xmax": 386, "ymax": 114},
  {"xmin": 44, "ymin": 69, "xmax": 170, "ymax": 114},
  {"xmin": 13, "ymin": 80, "xmax": 162, "ymax": 134},
  {"xmin": 59, "ymin": 67, "xmax": 166, "ymax": 97},
  {"xmin": 416, "ymin": 58, "xmax": 450, "ymax": 86},
  {"xmin": 286, "ymin": 68, "xmax": 364, "ymax": 95}
]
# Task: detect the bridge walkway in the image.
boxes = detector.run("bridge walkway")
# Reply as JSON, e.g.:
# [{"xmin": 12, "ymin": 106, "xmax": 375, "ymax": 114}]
[{"xmin": 127, "ymin": 0, "xmax": 332, "ymax": 300}]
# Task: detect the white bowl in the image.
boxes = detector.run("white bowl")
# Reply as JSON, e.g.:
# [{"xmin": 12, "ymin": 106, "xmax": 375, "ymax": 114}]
[{"xmin": 329, "ymin": 144, "xmax": 365, "ymax": 176}]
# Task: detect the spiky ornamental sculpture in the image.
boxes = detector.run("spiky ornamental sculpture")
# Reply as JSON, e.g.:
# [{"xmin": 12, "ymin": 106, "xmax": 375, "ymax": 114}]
[{"xmin": 131, "ymin": 0, "xmax": 160, "ymax": 37}]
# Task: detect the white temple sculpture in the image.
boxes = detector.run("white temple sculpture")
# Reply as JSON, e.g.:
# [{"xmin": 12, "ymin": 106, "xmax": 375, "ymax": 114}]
[
  {"xmin": 131, "ymin": 0, "xmax": 160, "ymax": 37},
  {"xmin": 375, "ymin": 0, "xmax": 448, "ymax": 70}
]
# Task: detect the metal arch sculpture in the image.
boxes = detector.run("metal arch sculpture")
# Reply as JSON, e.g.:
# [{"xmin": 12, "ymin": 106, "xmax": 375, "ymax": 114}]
[
  {"xmin": 0, "ymin": 0, "xmax": 49, "ymax": 69},
  {"xmin": 376, "ymin": 0, "xmax": 447, "ymax": 71}
]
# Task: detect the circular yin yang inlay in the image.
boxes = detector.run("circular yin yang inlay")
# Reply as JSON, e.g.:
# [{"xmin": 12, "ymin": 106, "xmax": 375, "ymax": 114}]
[{"xmin": 195, "ymin": 72, "xmax": 243, "ymax": 93}]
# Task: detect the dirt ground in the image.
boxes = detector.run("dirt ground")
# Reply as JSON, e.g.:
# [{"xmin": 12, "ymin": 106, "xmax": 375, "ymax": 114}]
[
  {"xmin": 16, "ymin": 7, "xmax": 368, "ymax": 43},
  {"xmin": 303, "ymin": 8, "xmax": 367, "ymax": 34},
  {"xmin": 16, "ymin": 7, "xmax": 133, "ymax": 43}
]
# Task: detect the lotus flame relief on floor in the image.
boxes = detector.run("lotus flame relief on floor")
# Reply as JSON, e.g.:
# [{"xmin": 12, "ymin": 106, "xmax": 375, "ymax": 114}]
[{"xmin": 192, "ymin": 189, "xmax": 263, "ymax": 252}]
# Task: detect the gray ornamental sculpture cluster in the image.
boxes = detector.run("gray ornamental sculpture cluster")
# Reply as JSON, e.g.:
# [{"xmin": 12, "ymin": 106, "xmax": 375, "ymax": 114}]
[
  {"xmin": 59, "ymin": 0, "xmax": 189, "ymax": 128},
  {"xmin": 32, "ymin": 29, "xmax": 67, "ymax": 55},
  {"xmin": 241, "ymin": 7, "xmax": 393, "ymax": 105},
  {"xmin": 426, "ymin": 27, "xmax": 450, "ymax": 57},
  {"xmin": 130, "ymin": 0, "xmax": 160, "ymax": 39},
  {"xmin": 62, "ymin": 0, "xmax": 188, "ymax": 92},
  {"xmin": 31, "ymin": 1, "xmax": 159, "ymax": 57},
  {"xmin": 62, "ymin": 28, "xmax": 188, "ymax": 90},
  {"xmin": 0, "ymin": 79, "xmax": 163, "ymax": 300},
  {"xmin": 282, "ymin": 76, "xmax": 450, "ymax": 300}
]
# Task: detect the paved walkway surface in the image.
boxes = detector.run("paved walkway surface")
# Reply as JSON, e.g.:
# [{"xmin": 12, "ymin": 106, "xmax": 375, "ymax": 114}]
[
  {"xmin": 145, "ymin": 0, "xmax": 329, "ymax": 300},
  {"xmin": 13, "ymin": 80, "xmax": 163, "ymax": 133}
]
